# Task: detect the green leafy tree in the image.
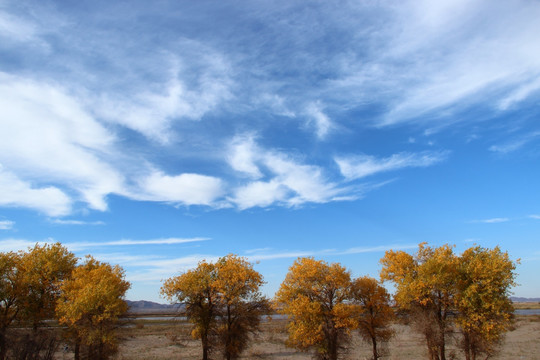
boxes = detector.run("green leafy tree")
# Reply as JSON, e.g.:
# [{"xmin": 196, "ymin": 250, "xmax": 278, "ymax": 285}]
[
  {"xmin": 275, "ymin": 257, "xmax": 355, "ymax": 360},
  {"xmin": 349, "ymin": 276, "xmax": 395, "ymax": 360},
  {"xmin": 56, "ymin": 256, "xmax": 130, "ymax": 360}
]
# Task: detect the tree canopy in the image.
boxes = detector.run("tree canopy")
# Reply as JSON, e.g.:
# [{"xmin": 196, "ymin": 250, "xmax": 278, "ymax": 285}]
[
  {"xmin": 56, "ymin": 256, "xmax": 130, "ymax": 360},
  {"xmin": 162, "ymin": 254, "xmax": 270, "ymax": 360},
  {"xmin": 275, "ymin": 257, "xmax": 355, "ymax": 360},
  {"xmin": 380, "ymin": 243, "xmax": 518, "ymax": 360}
]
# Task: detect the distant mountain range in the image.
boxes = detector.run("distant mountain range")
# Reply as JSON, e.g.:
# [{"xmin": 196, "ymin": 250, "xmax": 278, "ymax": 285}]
[
  {"xmin": 510, "ymin": 297, "xmax": 540, "ymax": 303},
  {"xmin": 127, "ymin": 297, "xmax": 540, "ymax": 314},
  {"xmin": 126, "ymin": 300, "xmax": 183, "ymax": 314}
]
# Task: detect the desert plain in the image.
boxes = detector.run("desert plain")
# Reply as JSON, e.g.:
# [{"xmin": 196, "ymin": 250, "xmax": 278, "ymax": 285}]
[{"xmin": 66, "ymin": 312, "xmax": 540, "ymax": 360}]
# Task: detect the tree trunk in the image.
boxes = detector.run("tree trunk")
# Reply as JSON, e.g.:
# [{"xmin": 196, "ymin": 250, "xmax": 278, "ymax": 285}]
[
  {"xmin": 437, "ymin": 306, "xmax": 446, "ymax": 360},
  {"xmin": 201, "ymin": 335, "xmax": 209, "ymax": 360},
  {"xmin": 0, "ymin": 330, "xmax": 6, "ymax": 360},
  {"xmin": 74, "ymin": 339, "xmax": 80, "ymax": 360},
  {"xmin": 463, "ymin": 332, "xmax": 471, "ymax": 360},
  {"xmin": 371, "ymin": 335, "xmax": 378, "ymax": 360},
  {"xmin": 330, "ymin": 327, "xmax": 338, "ymax": 360},
  {"xmin": 226, "ymin": 304, "xmax": 232, "ymax": 360}
]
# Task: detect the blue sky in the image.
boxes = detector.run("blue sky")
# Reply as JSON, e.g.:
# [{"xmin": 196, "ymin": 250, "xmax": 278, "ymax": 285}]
[{"xmin": 1, "ymin": 0, "xmax": 540, "ymax": 302}]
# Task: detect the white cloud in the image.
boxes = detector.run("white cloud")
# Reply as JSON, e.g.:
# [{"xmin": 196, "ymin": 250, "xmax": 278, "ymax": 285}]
[
  {"xmin": 470, "ymin": 218, "xmax": 509, "ymax": 224},
  {"xmin": 0, "ymin": 220, "xmax": 14, "ymax": 230},
  {"xmin": 94, "ymin": 253, "xmax": 219, "ymax": 283},
  {"xmin": 91, "ymin": 237, "xmax": 208, "ymax": 247},
  {"xmin": 95, "ymin": 49, "xmax": 233, "ymax": 144},
  {"xmin": 232, "ymin": 180, "xmax": 290, "ymax": 210},
  {"xmin": 64, "ymin": 237, "xmax": 209, "ymax": 252},
  {"xmin": 264, "ymin": 152, "xmax": 345, "ymax": 205},
  {"xmin": 0, "ymin": 166, "xmax": 71, "ymax": 216},
  {"xmin": 0, "ymin": 239, "xmax": 43, "ymax": 252},
  {"xmin": 256, "ymin": 94, "xmax": 296, "ymax": 118},
  {"xmin": 0, "ymin": 73, "xmax": 124, "ymax": 213},
  {"xmin": 242, "ymin": 243, "xmax": 417, "ymax": 261},
  {"xmin": 0, "ymin": 10, "xmax": 38, "ymax": 43},
  {"xmin": 489, "ymin": 132, "xmax": 540, "ymax": 154},
  {"xmin": 529, "ymin": 215, "xmax": 540, "ymax": 220},
  {"xmin": 137, "ymin": 171, "xmax": 224, "ymax": 206},
  {"xmin": 228, "ymin": 137, "xmax": 349, "ymax": 209},
  {"xmin": 51, "ymin": 219, "xmax": 105, "ymax": 226},
  {"xmin": 335, "ymin": 151, "xmax": 448, "ymax": 180},
  {"xmin": 338, "ymin": 244, "xmax": 417, "ymax": 255},
  {"xmin": 498, "ymin": 76, "xmax": 540, "ymax": 110},
  {"xmin": 331, "ymin": 0, "xmax": 540, "ymax": 126},
  {"xmin": 305, "ymin": 102, "xmax": 332, "ymax": 139},
  {"xmin": 227, "ymin": 135, "xmax": 263, "ymax": 179},
  {"xmin": 247, "ymin": 250, "xmax": 316, "ymax": 261}
]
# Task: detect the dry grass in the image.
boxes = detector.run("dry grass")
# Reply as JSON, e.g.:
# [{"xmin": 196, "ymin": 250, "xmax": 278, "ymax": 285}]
[
  {"xmin": 56, "ymin": 316, "xmax": 540, "ymax": 359},
  {"xmin": 513, "ymin": 302, "xmax": 540, "ymax": 309}
]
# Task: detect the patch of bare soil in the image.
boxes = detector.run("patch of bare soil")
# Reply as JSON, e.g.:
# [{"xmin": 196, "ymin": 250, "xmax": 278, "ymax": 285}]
[{"xmin": 58, "ymin": 316, "xmax": 540, "ymax": 359}]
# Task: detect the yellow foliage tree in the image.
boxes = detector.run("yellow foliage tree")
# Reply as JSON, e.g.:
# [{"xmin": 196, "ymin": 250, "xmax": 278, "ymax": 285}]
[
  {"xmin": 214, "ymin": 254, "xmax": 270, "ymax": 360},
  {"xmin": 161, "ymin": 260, "xmax": 219, "ymax": 360},
  {"xmin": 456, "ymin": 246, "xmax": 517, "ymax": 360},
  {"xmin": 18, "ymin": 243, "xmax": 77, "ymax": 331},
  {"xmin": 56, "ymin": 256, "xmax": 130, "ymax": 360},
  {"xmin": 0, "ymin": 252, "xmax": 23, "ymax": 360},
  {"xmin": 380, "ymin": 243, "xmax": 458, "ymax": 360},
  {"xmin": 275, "ymin": 257, "xmax": 355, "ymax": 360},
  {"xmin": 349, "ymin": 276, "xmax": 395, "ymax": 360},
  {"xmin": 162, "ymin": 254, "xmax": 269, "ymax": 360}
]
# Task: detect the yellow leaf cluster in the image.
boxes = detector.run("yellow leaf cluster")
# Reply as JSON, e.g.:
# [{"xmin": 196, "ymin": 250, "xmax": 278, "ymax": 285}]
[
  {"xmin": 56, "ymin": 256, "xmax": 130, "ymax": 347},
  {"xmin": 275, "ymin": 257, "xmax": 354, "ymax": 358},
  {"xmin": 18, "ymin": 243, "xmax": 77, "ymax": 327},
  {"xmin": 161, "ymin": 254, "xmax": 269, "ymax": 360},
  {"xmin": 380, "ymin": 243, "xmax": 518, "ymax": 360}
]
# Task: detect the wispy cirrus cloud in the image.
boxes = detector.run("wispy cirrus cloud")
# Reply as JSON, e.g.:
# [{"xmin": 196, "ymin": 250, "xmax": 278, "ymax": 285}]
[
  {"xmin": 67, "ymin": 237, "xmax": 209, "ymax": 252},
  {"xmin": 326, "ymin": 0, "xmax": 540, "ymax": 128},
  {"xmin": 0, "ymin": 237, "xmax": 209, "ymax": 254},
  {"xmin": 0, "ymin": 73, "xmax": 123, "ymax": 213},
  {"xmin": 0, "ymin": 9, "xmax": 41, "ymax": 44},
  {"xmin": 0, "ymin": 220, "xmax": 14, "ymax": 230},
  {"xmin": 242, "ymin": 243, "xmax": 417, "ymax": 261},
  {"xmin": 335, "ymin": 151, "xmax": 448, "ymax": 180},
  {"xmin": 529, "ymin": 215, "xmax": 540, "ymax": 220},
  {"xmin": 94, "ymin": 49, "xmax": 233, "ymax": 144},
  {"xmin": 337, "ymin": 244, "xmax": 417, "ymax": 255},
  {"xmin": 489, "ymin": 131, "xmax": 540, "ymax": 154},
  {"xmin": 51, "ymin": 219, "xmax": 105, "ymax": 226},
  {"xmin": 0, "ymin": 166, "xmax": 71, "ymax": 217},
  {"xmin": 227, "ymin": 135, "xmax": 352, "ymax": 209},
  {"xmin": 1, "ymin": 0, "xmax": 539, "ymax": 220},
  {"xmin": 470, "ymin": 218, "xmax": 509, "ymax": 224},
  {"xmin": 0, "ymin": 239, "xmax": 44, "ymax": 252},
  {"xmin": 305, "ymin": 102, "xmax": 333, "ymax": 139}
]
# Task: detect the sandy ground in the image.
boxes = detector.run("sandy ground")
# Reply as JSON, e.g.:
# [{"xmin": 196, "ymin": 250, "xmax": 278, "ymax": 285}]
[{"xmin": 59, "ymin": 315, "xmax": 540, "ymax": 360}]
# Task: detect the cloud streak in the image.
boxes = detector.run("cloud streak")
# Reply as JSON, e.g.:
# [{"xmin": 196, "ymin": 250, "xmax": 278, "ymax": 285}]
[
  {"xmin": 335, "ymin": 151, "xmax": 449, "ymax": 180},
  {"xmin": 227, "ymin": 135, "xmax": 352, "ymax": 209},
  {"xmin": 470, "ymin": 218, "xmax": 509, "ymax": 224},
  {"xmin": 0, "ymin": 237, "xmax": 209, "ymax": 253},
  {"xmin": 1, "ymin": 0, "xmax": 539, "ymax": 219},
  {"xmin": 0, "ymin": 220, "xmax": 14, "ymax": 230},
  {"xmin": 51, "ymin": 219, "xmax": 105, "ymax": 226}
]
